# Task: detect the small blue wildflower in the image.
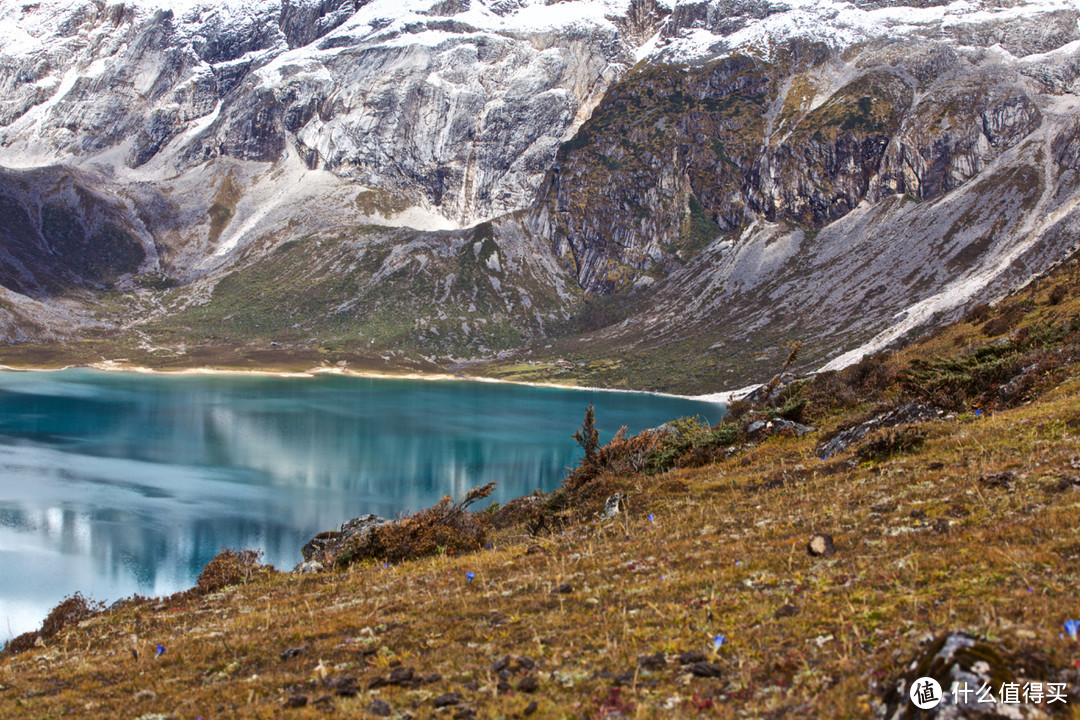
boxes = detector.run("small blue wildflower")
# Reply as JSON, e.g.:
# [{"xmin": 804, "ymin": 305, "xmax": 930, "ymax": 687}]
[
  {"xmin": 648, "ymin": 513, "xmax": 655, "ymax": 523},
  {"xmin": 735, "ymin": 561, "xmax": 741, "ymax": 567},
  {"xmin": 713, "ymin": 634, "xmax": 726, "ymax": 652},
  {"xmin": 975, "ymin": 408, "xmax": 982, "ymax": 416},
  {"xmin": 466, "ymin": 571, "xmax": 476, "ymax": 583},
  {"xmin": 156, "ymin": 644, "xmax": 166, "ymax": 656},
  {"xmin": 1065, "ymin": 619, "xmax": 1080, "ymax": 640}
]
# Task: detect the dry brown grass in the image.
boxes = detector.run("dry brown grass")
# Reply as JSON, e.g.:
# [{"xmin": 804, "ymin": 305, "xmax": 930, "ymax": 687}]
[{"xmin": 3, "ymin": 262, "xmax": 1080, "ymax": 718}]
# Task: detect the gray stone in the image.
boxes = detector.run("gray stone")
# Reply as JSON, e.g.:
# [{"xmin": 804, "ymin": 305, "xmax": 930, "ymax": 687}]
[
  {"xmin": 292, "ymin": 560, "xmax": 324, "ymax": 574},
  {"xmin": 747, "ymin": 418, "xmax": 816, "ymax": 442},
  {"xmin": 340, "ymin": 514, "xmax": 388, "ymax": 539},
  {"xmin": 300, "ymin": 513, "xmax": 388, "ymax": 565},
  {"xmin": 301, "ymin": 531, "xmax": 342, "ymax": 562},
  {"xmin": 807, "ymin": 533, "xmax": 835, "ymax": 557},
  {"xmin": 879, "ymin": 632, "xmax": 1053, "ymax": 719},
  {"xmin": 601, "ymin": 493, "xmax": 626, "ymax": 519},
  {"xmin": 367, "ymin": 698, "xmax": 392, "ymax": 717},
  {"xmin": 433, "ymin": 692, "xmax": 463, "ymax": 708}
]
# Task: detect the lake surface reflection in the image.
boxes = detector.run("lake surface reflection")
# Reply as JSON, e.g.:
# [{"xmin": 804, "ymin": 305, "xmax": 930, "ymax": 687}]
[{"xmin": 0, "ymin": 369, "xmax": 723, "ymax": 640}]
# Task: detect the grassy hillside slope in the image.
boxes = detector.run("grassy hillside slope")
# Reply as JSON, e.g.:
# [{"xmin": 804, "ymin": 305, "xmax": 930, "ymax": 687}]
[{"xmin": 3, "ymin": 260, "xmax": 1080, "ymax": 718}]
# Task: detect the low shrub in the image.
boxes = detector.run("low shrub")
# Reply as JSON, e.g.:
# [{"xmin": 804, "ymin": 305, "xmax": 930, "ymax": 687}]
[
  {"xmin": 337, "ymin": 483, "xmax": 494, "ymax": 565},
  {"xmin": 965, "ymin": 303, "xmax": 993, "ymax": 323},
  {"xmin": 800, "ymin": 353, "xmax": 898, "ymax": 421},
  {"xmin": 904, "ymin": 321, "xmax": 1075, "ymax": 409},
  {"xmin": 981, "ymin": 307, "xmax": 1024, "ymax": 337},
  {"xmin": 197, "ymin": 548, "xmax": 267, "ymax": 594},
  {"xmin": 855, "ymin": 426, "xmax": 925, "ymax": 462},
  {"xmin": 643, "ymin": 417, "xmax": 742, "ymax": 475},
  {"xmin": 771, "ymin": 397, "xmax": 809, "ymax": 423},
  {"xmin": 725, "ymin": 399, "xmax": 751, "ymax": 420},
  {"xmin": 4, "ymin": 592, "xmax": 104, "ymax": 655}
]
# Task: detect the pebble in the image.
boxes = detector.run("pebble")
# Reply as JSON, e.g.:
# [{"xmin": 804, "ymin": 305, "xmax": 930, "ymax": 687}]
[
  {"xmin": 284, "ymin": 695, "xmax": 308, "ymax": 708},
  {"xmin": 433, "ymin": 692, "xmax": 463, "ymax": 708},
  {"xmin": 807, "ymin": 533, "xmax": 836, "ymax": 557},
  {"xmin": 687, "ymin": 662, "xmax": 723, "ymax": 678},
  {"xmin": 279, "ymin": 645, "xmax": 307, "ymax": 660},
  {"xmin": 367, "ymin": 698, "xmax": 392, "ymax": 717},
  {"xmin": 678, "ymin": 650, "xmax": 707, "ymax": 665}
]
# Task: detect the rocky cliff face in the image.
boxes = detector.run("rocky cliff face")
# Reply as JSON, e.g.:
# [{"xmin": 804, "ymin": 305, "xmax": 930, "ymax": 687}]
[
  {"xmin": 3, "ymin": 0, "xmax": 1080, "ymax": 389},
  {"xmin": 542, "ymin": 36, "xmax": 1061, "ymax": 295},
  {"xmin": 0, "ymin": 0, "xmax": 633, "ymax": 228}
]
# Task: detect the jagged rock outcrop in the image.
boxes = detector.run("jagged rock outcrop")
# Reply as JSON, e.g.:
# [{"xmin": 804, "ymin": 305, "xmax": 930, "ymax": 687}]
[
  {"xmin": 299, "ymin": 513, "xmax": 388, "ymax": 568},
  {"xmin": 541, "ymin": 40, "xmax": 1053, "ymax": 295},
  {"xmin": 0, "ymin": 166, "xmax": 157, "ymax": 297},
  {"xmin": 817, "ymin": 403, "xmax": 944, "ymax": 459}
]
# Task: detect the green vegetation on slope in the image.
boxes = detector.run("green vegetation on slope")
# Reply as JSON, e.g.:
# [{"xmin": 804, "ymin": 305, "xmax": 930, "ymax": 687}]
[{"xmin": 147, "ymin": 225, "xmax": 565, "ymax": 360}]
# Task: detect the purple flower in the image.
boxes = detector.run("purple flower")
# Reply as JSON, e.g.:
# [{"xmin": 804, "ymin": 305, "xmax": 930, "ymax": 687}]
[
  {"xmin": 648, "ymin": 514, "xmax": 655, "ymax": 523},
  {"xmin": 156, "ymin": 644, "xmax": 166, "ymax": 656},
  {"xmin": 1065, "ymin": 619, "xmax": 1080, "ymax": 640},
  {"xmin": 713, "ymin": 634, "xmax": 726, "ymax": 652},
  {"xmin": 466, "ymin": 571, "xmax": 476, "ymax": 583}
]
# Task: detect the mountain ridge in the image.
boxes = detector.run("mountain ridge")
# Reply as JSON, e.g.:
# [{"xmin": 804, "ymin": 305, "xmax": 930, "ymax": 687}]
[{"xmin": 3, "ymin": 0, "xmax": 1080, "ymax": 392}]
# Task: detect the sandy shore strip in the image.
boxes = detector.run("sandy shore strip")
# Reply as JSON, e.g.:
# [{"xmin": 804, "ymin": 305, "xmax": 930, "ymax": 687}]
[{"xmin": 0, "ymin": 360, "xmax": 746, "ymax": 404}]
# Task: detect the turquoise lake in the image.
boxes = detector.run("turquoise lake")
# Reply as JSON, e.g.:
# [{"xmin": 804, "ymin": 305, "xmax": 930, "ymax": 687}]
[{"xmin": 0, "ymin": 369, "xmax": 723, "ymax": 640}]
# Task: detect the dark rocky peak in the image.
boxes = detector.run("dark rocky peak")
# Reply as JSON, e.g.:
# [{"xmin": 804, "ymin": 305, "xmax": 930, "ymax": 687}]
[
  {"xmin": 663, "ymin": 0, "xmax": 789, "ymax": 40},
  {"xmin": 278, "ymin": 0, "xmax": 368, "ymax": 49},
  {"xmin": 0, "ymin": 166, "xmax": 154, "ymax": 297}
]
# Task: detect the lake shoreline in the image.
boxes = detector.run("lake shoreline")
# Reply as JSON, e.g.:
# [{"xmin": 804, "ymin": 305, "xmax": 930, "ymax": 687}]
[
  {"xmin": 0, "ymin": 363, "xmax": 729, "ymax": 641},
  {"xmin": 0, "ymin": 360, "xmax": 751, "ymax": 404}
]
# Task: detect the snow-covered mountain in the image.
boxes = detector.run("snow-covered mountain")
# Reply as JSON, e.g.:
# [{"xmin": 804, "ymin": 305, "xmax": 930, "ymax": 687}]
[
  {"xmin": 1, "ymin": 0, "xmax": 644, "ymax": 228},
  {"xmin": 2, "ymin": 0, "xmax": 1080, "ymax": 390}
]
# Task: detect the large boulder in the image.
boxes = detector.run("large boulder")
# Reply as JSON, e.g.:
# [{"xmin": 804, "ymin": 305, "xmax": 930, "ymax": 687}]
[{"xmin": 297, "ymin": 513, "xmax": 389, "ymax": 568}]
